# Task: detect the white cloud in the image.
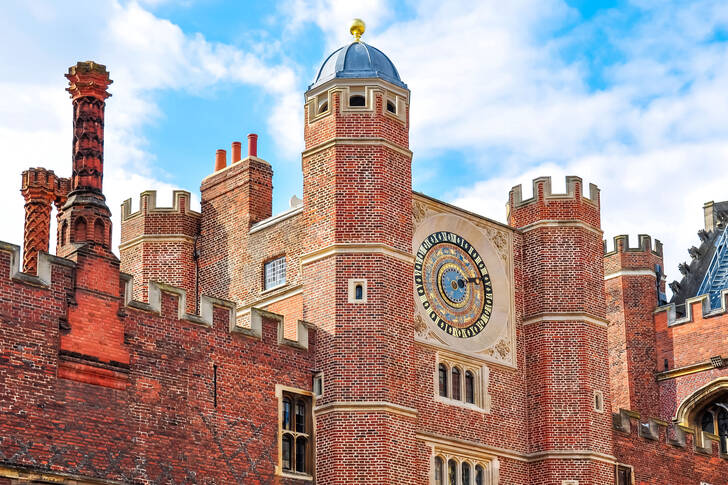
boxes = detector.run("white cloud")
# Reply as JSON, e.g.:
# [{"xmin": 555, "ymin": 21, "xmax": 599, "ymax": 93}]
[
  {"xmin": 0, "ymin": 0, "xmax": 301, "ymax": 256},
  {"xmin": 352, "ymin": 0, "xmax": 728, "ymax": 291},
  {"xmin": 280, "ymin": 0, "xmax": 392, "ymax": 51}
]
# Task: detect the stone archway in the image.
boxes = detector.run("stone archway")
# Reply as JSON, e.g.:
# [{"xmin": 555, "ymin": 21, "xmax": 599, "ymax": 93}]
[{"xmin": 674, "ymin": 377, "xmax": 728, "ymax": 452}]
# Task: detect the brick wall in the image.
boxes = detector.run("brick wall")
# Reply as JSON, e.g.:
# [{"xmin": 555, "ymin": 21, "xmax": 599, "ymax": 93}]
[
  {"xmin": 302, "ymin": 83, "xmax": 419, "ymax": 484},
  {"xmin": 0, "ymin": 242, "xmax": 315, "ymax": 484},
  {"xmin": 604, "ymin": 235, "xmax": 663, "ymax": 416},
  {"xmin": 613, "ymin": 411, "xmax": 728, "ymax": 484},
  {"xmin": 509, "ymin": 176, "xmax": 614, "ymax": 483},
  {"xmin": 120, "ymin": 190, "xmax": 200, "ymax": 313}
]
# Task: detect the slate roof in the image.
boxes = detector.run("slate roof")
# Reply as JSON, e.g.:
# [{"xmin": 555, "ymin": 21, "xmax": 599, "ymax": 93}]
[{"xmin": 309, "ymin": 41, "xmax": 407, "ymax": 90}]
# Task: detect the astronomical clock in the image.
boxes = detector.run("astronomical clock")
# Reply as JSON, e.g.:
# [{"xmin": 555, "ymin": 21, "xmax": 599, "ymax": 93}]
[{"xmin": 413, "ymin": 196, "xmax": 515, "ymax": 367}]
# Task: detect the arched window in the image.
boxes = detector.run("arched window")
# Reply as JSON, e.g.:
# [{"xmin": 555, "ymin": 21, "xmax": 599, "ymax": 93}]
[
  {"xmin": 73, "ymin": 217, "xmax": 87, "ymax": 242},
  {"xmin": 448, "ymin": 459, "xmax": 457, "ymax": 485},
  {"xmin": 461, "ymin": 462, "xmax": 471, "ymax": 484},
  {"xmin": 319, "ymin": 101, "xmax": 328, "ymax": 113},
  {"xmin": 699, "ymin": 399, "xmax": 728, "ymax": 453},
  {"xmin": 349, "ymin": 94, "xmax": 365, "ymax": 107},
  {"xmin": 434, "ymin": 456, "xmax": 444, "ymax": 485},
  {"xmin": 282, "ymin": 397, "xmax": 292, "ymax": 430},
  {"xmin": 451, "ymin": 367, "xmax": 461, "ymax": 401},
  {"xmin": 295, "ymin": 400, "xmax": 306, "ymax": 433},
  {"xmin": 475, "ymin": 465, "xmax": 484, "ymax": 485},
  {"xmin": 60, "ymin": 220, "xmax": 67, "ymax": 246},
  {"xmin": 93, "ymin": 219, "xmax": 104, "ymax": 244},
  {"xmin": 438, "ymin": 364, "xmax": 448, "ymax": 397},
  {"xmin": 282, "ymin": 434, "xmax": 293, "ymax": 471},
  {"xmin": 295, "ymin": 437, "xmax": 307, "ymax": 473},
  {"xmin": 465, "ymin": 371, "xmax": 475, "ymax": 404},
  {"xmin": 386, "ymin": 100, "xmax": 396, "ymax": 113}
]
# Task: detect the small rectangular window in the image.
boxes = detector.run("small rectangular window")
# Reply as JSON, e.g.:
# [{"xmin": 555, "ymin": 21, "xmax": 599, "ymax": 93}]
[
  {"xmin": 617, "ymin": 465, "xmax": 632, "ymax": 485},
  {"xmin": 264, "ymin": 256, "xmax": 286, "ymax": 289},
  {"xmin": 313, "ymin": 372, "xmax": 323, "ymax": 397}
]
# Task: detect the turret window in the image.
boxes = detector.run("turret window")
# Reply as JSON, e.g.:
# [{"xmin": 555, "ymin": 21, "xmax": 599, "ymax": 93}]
[
  {"xmin": 349, "ymin": 94, "xmax": 365, "ymax": 107},
  {"xmin": 386, "ymin": 100, "xmax": 396, "ymax": 113},
  {"xmin": 73, "ymin": 217, "xmax": 87, "ymax": 242}
]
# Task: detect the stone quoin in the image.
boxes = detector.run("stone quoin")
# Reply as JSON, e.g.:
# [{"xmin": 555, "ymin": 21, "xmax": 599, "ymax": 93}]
[{"xmin": 1, "ymin": 19, "xmax": 728, "ymax": 485}]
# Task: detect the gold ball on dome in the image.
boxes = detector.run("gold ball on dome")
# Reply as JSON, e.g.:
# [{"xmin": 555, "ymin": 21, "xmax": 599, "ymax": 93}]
[{"xmin": 350, "ymin": 18, "xmax": 365, "ymax": 42}]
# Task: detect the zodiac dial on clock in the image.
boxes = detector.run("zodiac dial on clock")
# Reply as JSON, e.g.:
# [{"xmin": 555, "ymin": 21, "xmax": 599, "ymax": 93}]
[{"xmin": 414, "ymin": 231, "xmax": 494, "ymax": 338}]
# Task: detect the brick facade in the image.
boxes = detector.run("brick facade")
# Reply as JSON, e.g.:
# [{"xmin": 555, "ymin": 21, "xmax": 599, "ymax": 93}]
[{"xmin": 2, "ymin": 45, "xmax": 727, "ymax": 485}]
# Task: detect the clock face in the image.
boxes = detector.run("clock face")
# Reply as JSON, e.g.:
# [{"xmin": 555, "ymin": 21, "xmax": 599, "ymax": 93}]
[{"xmin": 414, "ymin": 231, "xmax": 493, "ymax": 338}]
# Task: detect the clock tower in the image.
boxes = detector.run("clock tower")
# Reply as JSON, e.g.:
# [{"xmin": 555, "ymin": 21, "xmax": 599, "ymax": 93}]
[{"xmin": 301, "ymin": 20, "xmax": 421, "ymax": 484}]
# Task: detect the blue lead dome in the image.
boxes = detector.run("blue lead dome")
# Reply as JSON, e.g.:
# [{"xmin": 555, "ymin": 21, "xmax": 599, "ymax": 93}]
[{"xmin": 309, "ymin": 41, "xmax": 407, "ymax": 91}]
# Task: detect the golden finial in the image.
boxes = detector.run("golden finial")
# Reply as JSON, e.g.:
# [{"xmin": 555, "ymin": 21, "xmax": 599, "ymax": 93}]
[{"xmin": 350, "ymin": 18, "xmax": 365, "ymax": 42}]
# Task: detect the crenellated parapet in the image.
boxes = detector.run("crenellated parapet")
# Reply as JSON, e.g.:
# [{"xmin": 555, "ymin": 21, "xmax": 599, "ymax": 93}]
[
  {"xmin": 655, "ymin": 290, "xmax": 728, "ymax": 326},
  {"xmin": 0, "ymin": 238, "xmax": 311, "ymax": 357},
  {"xmin": 120, "ymin": 190, "xmax": 200, "ymax": 223},
  {"xmin": 508, "ymin": 176, "xmax": 600, "ymax": 230},
  {"xmin": 118, "ymin": 274, "xmax": 313, "ymax": 351},
  {"xmin": 613, "ymin": 408, "xmax": 728, "ymax": 458},
  {"xmin": 603, "ymin": 234, "xmax": 665, "ymax": 282},
  {"xmin": 119, "ymin": 190, "xmax": 201, "ymax": 313},
  {"xmin": 604, "ymin": 234, "xmax": 663, "ymax": 257},
  {"xmin": 604, "ymin": 234, "xmax": 665, "ymax": 416}
]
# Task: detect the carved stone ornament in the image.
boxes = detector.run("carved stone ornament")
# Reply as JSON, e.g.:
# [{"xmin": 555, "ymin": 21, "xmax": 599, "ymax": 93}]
[{"xmin": 412, "ymin": 212, "xmax": 515, "ymax": 366}]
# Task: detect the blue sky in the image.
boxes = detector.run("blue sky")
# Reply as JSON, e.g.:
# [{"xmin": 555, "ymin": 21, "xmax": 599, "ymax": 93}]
[{"xmin": 2, "ymin": 0, "xmax": 728, "ymax": 291}]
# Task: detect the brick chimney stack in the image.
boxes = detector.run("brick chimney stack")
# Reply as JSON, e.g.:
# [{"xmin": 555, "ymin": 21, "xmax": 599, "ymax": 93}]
[
  {"xmin": 65, "ymin": 61, "xmax": 112, "ymax": 194},
  {"xmin": 57, "ymin": 61, "xmax": 113, "ymax": 256},
  {"xmin": 20, "ymin": 169, "xmax": 60, "ymax": 273}
]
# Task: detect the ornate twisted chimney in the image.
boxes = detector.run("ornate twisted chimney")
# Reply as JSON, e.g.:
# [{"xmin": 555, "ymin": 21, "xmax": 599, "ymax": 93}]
[{"xmin": 57, "ymin": 61, "xmax": 113, "ymax": 257}]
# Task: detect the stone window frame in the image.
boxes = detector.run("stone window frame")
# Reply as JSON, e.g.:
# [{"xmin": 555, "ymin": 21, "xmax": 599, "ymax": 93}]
[
  {"xmin": 347, "ymin": 278, "xmax": 368, "ymax": 303},
  {"xmin": 615, "ymin": 463, "xmax": 634, "ymax": 485},
  {"xmin": 275, "ymin": 384, "xmax": 315, "ymax": 481},
  {"xmin": 313, "ymin": 371, "xmax": 324, "ymax": 397},
  {"xmin": 435, "ymin": 350, "xmax": 491, "ymax": 413},
  {"xmin": 593, "ymin": 390, "xmax": 605, "ymax": 413},
  {"xmin": 431, "ymin": 450, "xmax": 498, "ymax": 485}
]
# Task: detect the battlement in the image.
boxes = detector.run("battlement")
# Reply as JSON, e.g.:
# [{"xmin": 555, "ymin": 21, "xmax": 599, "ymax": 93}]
[
  {"xmin": 0, "ymin": 240, "xmax": 75, "ymax": 288},
  {"xmin": 507, "ymin": 175, "xmax": 601, "ymax": 230},
  {"xmin": 613, "ymin": 408, "xmax": 727, "ymax": 458},
  {"xmin": 509, "ymin": 175, "xmax": 599, "ymax": 208},
  {"xmin": 655, "ymin": 290, "xmax": 728, "ymax": 326},
  {"xmin": 120, "ymin": 190, "xmax": 200, "ymax": 222},
  {"xmin": 604, "ymin": 234, "xmax": 663, "ymax": 257},
  {"xmin": 120, "ymin": 276, "xmax": 312, "ymax": 350},
  {"xmin": 0, "ymin": 241, "xmax": 310, "ymax": 351}
]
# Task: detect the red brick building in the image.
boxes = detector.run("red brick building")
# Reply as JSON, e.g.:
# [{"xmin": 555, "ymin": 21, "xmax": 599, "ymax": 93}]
[{"xmin": 1, "ymin": 23, "xmax": 727, "ymax": 485}]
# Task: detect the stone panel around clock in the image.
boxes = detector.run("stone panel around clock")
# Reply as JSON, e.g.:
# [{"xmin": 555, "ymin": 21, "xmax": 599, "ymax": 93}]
[{"xmin": 413, "ymin": 209, "xmax": 515, "ymax": 366}]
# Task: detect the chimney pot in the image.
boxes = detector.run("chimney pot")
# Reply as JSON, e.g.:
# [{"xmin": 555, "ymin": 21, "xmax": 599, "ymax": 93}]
[
  {"xmin": 215, "ymin": 149, "xmax": 227, "ymax": 171},
  {"xmin": 232, "ymin": 142, "xmax": 242, "ymax": 163},
  {"xmin": 248, "ymin": 133, "xmax": 258, "ymax": 158}
]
